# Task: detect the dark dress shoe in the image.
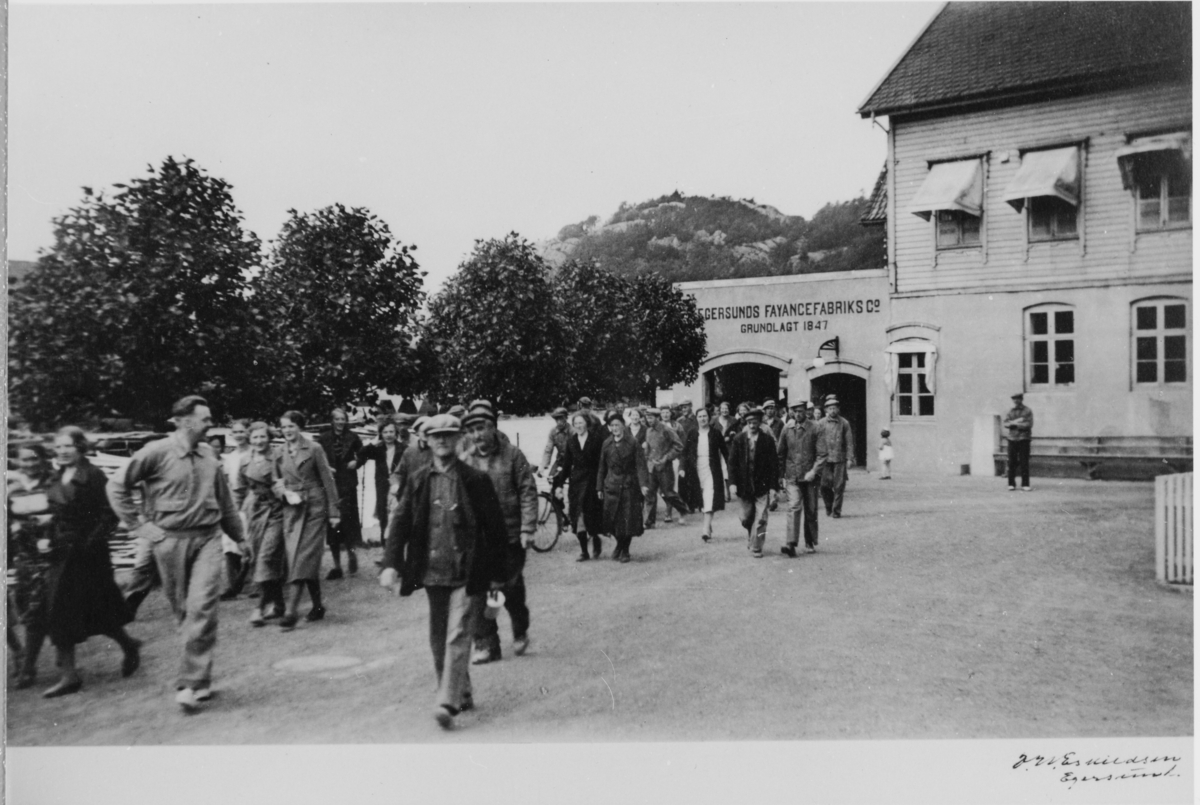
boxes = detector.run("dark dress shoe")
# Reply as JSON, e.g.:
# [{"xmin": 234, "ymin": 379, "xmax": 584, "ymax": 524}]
[
  {"xmin": 279, "ymin": 614, "xmax": 299, "ymax": 631},
  {"xmin": 122, "ymin": 640, "xmax": 143, "ymax": 677},
  {"xmin": 305, "ymin": 606, "xmax": 326, "ymax": 622},
  {"xmin": 42, "ymin": 678, "xmax": 83, "ymax": 699},
  {"xmin": 619, "ymin": 553, "xmax": 631, "ymax": 564},
  {"xmin": 781, "ymin": 546, "xmax": 797, "ymax": 558},
  {"xmin": 325, "ymin": 567, "xmax": 344, "ymax": 581},
  {"xmin": 576, "ymin": 553, "xmax": 590, "ymax": 562}
]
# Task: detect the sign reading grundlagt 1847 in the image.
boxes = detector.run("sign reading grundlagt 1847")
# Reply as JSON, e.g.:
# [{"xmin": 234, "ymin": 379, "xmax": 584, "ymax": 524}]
[{"xmin": 699, "ymin": 299, "xmax": 883, "ymax": 334}]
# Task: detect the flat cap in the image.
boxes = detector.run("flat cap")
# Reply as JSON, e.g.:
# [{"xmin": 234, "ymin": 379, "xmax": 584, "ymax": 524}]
[{"xmin": 424, "ymin": 414, "xmax": 462, "ymax": 436}]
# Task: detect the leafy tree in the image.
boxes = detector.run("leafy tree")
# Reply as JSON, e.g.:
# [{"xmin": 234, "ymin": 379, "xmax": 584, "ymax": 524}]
[
  {"xmin": 630, "ymin": 274, "xmax": 707, "ymax": 398},
  {"xmin": 9, "ymin": 157, "xmax": 263, "ymax": 428},
  {"xmin": 251, "ymin": 204, "xmax": 426, "ymax": 418},
  {"xmin": 423, "ymin": 234, "xmax": 567, "ymax": 415},
  {"xmin": 550, "ymin": 259, "xmax": 640, "ymax": 404}
]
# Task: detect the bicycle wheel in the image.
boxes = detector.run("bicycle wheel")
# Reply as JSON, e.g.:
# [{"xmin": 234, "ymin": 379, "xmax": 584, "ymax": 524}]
[{"xmin": 530, "ymin": 491, "xmax": 563, "ymax": 553}]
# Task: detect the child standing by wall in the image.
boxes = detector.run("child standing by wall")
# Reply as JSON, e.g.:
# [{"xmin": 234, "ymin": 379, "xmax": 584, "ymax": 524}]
[{"xmin": 878, "ymin": 430, "xmax": 893, "ymax": 479}]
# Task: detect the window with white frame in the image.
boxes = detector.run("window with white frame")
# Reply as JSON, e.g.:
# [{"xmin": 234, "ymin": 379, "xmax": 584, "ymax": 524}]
[
  {"xmin": 895, "ymin": 352, "xmax": 935, "ymax": 417},
  {"xmin": 1133, "ymin": 299, "xmax": 1188, "ymax": 385},
  {"xmin": 1134, "ymin": 159, "xmax": 1191, "ymax": 231},
  {"xmin": 1026, "ymin": 305, "xmax": 1075, "ymax": 388},
  {"xmin": 1115, "ymin": 132, "xmax": 1191, "ymax": 232},
  {"xmin": 936, "ymin": 210, "xmax": 982, "ymax": 248}
]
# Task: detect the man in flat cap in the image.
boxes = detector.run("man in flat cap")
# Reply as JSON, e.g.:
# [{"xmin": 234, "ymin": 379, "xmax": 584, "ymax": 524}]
[
  {"xmin": 380, "ymin": 414, "xmax": 509, "ymax": 730},
  {"xmin": 1003, "ymin": 393, "xmax": 1034, "ymax": 491},
  {"xmin": 777, "ymin": 401, "xmax": 825, "ymax": 556},
  {"xmin": 816, "ymin": 396, "xmax": 854, "ymax": 519},
  {"xmin": 728, "ymin": 407, "xmax": 779, "ymax": 558},
  {"xmin": 643, "ymin": 407, "xmax": 689, "ymax": 528},
  {"xmin": 459, "ymin": 400, "xmax": 537, "ymax": 664},
  {"xmin": 540, "ymin": 407, "xmax": 572, "ymax": 527}
]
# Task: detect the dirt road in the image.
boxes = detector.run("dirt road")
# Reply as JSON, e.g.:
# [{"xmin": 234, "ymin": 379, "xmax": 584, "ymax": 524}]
[{"xmin": 7, "ymin": 473, "xmax": 1191, "ymax": 745}]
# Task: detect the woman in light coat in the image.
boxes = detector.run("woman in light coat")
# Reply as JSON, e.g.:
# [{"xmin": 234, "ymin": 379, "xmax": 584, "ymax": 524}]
[{"xmin": 273, "ymin": 411, "xmax": 340, "ymax": 630}]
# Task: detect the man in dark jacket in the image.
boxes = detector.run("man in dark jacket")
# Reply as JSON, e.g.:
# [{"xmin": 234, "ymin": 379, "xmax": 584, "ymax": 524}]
[
  {"xmin": 379, "ymin": 414, "xmax": 508, "ymax": 730},
  {"xmin": 1003, "ymin": 393, "xmax": 1034, "ymax": 491},
  {"xmin": 816, "ymin": 396, "xmax": 855, "ymax": 518},
  {"xmin": 459, "ymin": 400, "xmax": 537, "ymax": 664},
  {"xmin": 643, "ymin": 408, "xmax": 689, "ymax": 528},
  {"xmin": 728, "ymin": 408, "xmax": 779, "ymax": 558},
  {"xmin": 777, "ymin": 401, "xmax": 825, "ymax": 556}
]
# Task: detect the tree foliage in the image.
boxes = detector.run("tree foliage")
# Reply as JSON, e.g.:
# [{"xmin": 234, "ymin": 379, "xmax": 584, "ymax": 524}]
[
  {"xmin": 629, "ymin": 273, "xmax": 707, "ymax": 397},
  {"xmin": 9, "ymin": 157, "xmax": 262, "ymax": 428},
  {"xmin": 422, "ymin": 234, "xmax": 567, "ymax": 415},
  {"xmin": 251, "ymin": 204, "xmax": 426, "ymax": 417}
]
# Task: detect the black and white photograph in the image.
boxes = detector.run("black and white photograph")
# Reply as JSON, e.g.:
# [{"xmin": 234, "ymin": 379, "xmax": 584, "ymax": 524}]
[{"xmin": 4, "ymin": 2, "xmax": 1193, "ymax": 803}]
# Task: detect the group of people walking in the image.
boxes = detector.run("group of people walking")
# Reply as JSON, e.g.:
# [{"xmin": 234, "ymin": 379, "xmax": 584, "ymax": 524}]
[{"xmin": 6, "ymin": 389, "xmax": 861, "ymax": 730}]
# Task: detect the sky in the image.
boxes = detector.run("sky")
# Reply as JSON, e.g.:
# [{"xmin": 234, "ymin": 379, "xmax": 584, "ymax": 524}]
[{"xmin": 7, "ymin": 2, "xmax": 940, "ymax": 292}]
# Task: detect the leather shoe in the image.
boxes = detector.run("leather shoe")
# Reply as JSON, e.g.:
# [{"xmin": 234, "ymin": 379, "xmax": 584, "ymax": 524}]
[
  {"xmin": 576, "ymin": 552, "xmax": 590, "ymax": 562},
  {"xmin": 434, "ymin": 704, "xmax": 455, "ymax": 730},
  {"xmin": 121, "ymin": 639, "xmax": 143, "ymax": 677},
  {"xmin": 619, "ymin": 553, "xmax": 631, "ymax": 563},
  {"xmin": 325, "ymin": 567, "xmax": 344, "ymax": 581},
  {"xmin": 305, "ymin": 606, "xmax": 326, "ymax": 622},
  {"xmin": 43, "ymin": 678, "xmax": 83, "ymax": 699},
  {"xmin": 279, "ymin": 613, "xmax": 299, "ymax": 631},
  {"xmin": 15, "ymin": 672, "xmax": 36, "ymax": 690},
  {"xmin": 781, "ymin": 546, "xmax": 797, "ymax": 558}
]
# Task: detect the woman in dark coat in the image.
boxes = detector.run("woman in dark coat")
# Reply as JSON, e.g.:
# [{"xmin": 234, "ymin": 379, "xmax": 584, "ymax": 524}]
[
  {"xmin": 274, "ymin": 411, "xmax": 341, "ymax": 630},
  {"xmin": 555, "ymin": 412, "xmax": 606, "ymax": 562},
  {"xmin": 34, "ymin": 427, "xmax": 141, "ymax": 698},
  {"xmin": 316, "ymin": 408, "xmax": 364, "ymax": 579},
  {"xmin": 356, "ymin": 419, "xmax": 406, "ymax": 540},
  {"xmin": 596, "ymin": 410, "xmax": 650, "ymax": 563},
  {"xmin": 682, "ymin": 406, "xmax": 728, "ymax": 543},
  {"xmin": 237, "ymin": 421, "xmax": 286, "ymax": 626},
  {"xmin": 9, "ymin": 442, "xmax": 55, "ymax": 688}
]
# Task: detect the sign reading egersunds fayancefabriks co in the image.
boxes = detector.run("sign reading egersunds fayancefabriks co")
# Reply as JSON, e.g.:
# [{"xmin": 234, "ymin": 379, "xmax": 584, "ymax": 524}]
[{"xmin": 698, "ymin": 298, "xmax": 883, "ymax": 333}]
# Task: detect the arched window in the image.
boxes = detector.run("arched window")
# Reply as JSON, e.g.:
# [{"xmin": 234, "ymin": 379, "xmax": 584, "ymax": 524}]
[
  {"xmin": 1132, "ymin": 298, "xmax": 1189, "ymax": 386},
  {"xmin": 1025, "ymin": 304, "xmax": 1075, "ymax": 389}
]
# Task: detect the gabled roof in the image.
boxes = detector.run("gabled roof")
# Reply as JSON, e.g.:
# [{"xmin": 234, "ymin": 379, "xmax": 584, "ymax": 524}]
[
  {"xmin": 860, "ymin": 163, "xmax": 887, "ymax": 227},
  {"xmin": 859, "ymin": 2, "xmax": 1191, "ymax": 119}
]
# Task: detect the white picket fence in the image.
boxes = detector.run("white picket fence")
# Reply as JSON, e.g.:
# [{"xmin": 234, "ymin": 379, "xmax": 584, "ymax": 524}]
[{"xmin": 1154, "ymin": 472, "xmax": 1193, "ymax": 586}]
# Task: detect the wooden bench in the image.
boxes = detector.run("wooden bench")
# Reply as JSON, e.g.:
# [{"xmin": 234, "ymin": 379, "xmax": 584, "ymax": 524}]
[{"xmin": 994, "ymin": 436, "xmax": 1193, "ymax": 481}]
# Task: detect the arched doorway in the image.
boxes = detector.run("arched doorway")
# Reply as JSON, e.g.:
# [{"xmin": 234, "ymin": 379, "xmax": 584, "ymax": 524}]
[
  {"xmin": 809, "ymin": 370, "xmax": 868, "ymax": 467},
  {"xmin": 699, "ymin": 349, "xmax": 792, "ymax": 411}
]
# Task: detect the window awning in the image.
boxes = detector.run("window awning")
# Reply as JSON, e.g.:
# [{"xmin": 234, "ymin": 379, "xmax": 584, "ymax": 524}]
[
  {"xmin": 907, "ymin": 159, "xmax": 983, "ymax": 221},
  {"xmin": 1115, "ymin": 132, "xmax": 1191, "ymax": 190},
  {"xmin": 1003, "ymin": 147, "xmax": 1079, "ymax": 212}
]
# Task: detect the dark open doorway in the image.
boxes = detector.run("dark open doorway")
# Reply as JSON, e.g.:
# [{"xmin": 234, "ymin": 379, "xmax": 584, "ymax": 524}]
[
  {"xmin": 809, "ymin": 373, "xmax": 867, "ymax": 467},
  {"xmin": 705, "ymin": 363, "xmax": 782, "ymax": 411}
]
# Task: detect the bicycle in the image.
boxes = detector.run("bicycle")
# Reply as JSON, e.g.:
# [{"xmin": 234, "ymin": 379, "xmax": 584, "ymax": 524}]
[{"xmin": 530, "ymin": 471, "xmax": 568, "ymax": 553}]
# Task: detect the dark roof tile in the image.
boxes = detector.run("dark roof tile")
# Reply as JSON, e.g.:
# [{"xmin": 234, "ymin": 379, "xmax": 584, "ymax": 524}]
[{"xmin": 860, "ymin": 2, "xmax": 1191, "ymax": 118}]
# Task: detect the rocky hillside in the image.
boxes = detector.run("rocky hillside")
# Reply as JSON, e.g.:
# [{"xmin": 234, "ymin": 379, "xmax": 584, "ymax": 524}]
[{"xmin": 539, "ymin": 191, "xmax": 884, "ymax": 283}]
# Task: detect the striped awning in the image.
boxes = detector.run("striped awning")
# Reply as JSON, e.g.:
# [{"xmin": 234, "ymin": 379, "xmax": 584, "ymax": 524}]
[
  {"xmin": 1003, "ymin": 147, "xmax": 1080, "ymax": 212},
  {"xmin": 908, "ymin": 159, "xmax": 983, "ymax": 221}
]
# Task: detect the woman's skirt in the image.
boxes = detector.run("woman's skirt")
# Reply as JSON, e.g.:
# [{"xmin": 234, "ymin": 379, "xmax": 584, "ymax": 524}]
[
  {"xmin": 283, "ymin": 493, "xmax": 328, "ymax": 582},
  {"xmin": 698, "ymin": 460, "xmax": 716, "ymax": 513}
]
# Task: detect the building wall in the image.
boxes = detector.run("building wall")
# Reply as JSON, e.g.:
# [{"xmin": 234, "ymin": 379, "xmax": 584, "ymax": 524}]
[
  {"xmin": 884, "ymin": 81, "xmax": 1192, "ymax": 473},
  {"xmin": 888, "ymin": 283, "xmax": 1193, "ymax": 473},
  {"xmin": 892, "ymin": 82, "xmax": 1192, "ymax": 295},
  {"xmin": 673, "ymin": 270, "xmax": 891, "ymax": 468}
]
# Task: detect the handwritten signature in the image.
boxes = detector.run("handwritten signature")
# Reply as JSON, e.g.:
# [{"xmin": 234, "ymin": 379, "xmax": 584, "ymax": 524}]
[{"xmin": 1012, "ymin": 752, "xmax": 1182, "ymax": 789}]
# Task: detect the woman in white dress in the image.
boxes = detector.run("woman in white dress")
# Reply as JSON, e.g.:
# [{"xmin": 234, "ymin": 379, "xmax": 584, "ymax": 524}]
[{"xmin": 682, "ymin": 407, "xmax": 728, "ymax": 543}]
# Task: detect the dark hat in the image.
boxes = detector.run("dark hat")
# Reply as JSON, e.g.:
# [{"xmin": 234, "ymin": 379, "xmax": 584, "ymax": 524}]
[
  {"xmin": 423, "ymin": 414, "xmax": 462, "ymax": 436},
  {"xmin": 745, "ymin": 407, "xmax": 764, "ymax": 421},
  {"xmin": 578, "ymin": 397, "xmax": 593, "ymax": 408},
  {"xmin": 604, "ymin": 409, "xmax": 625, "ymax": 425},
  {"xmin": 1011, "ymin": 392, "xmax": 1024, "ymax": 400},
  {"xmin": 645, "ymin": 407, "xmax": 662, "ymax": 418},
  {"xmin": 462, "ymin": 401, "xmax": 497, "ymax": 428},
  {"xmin": 468, "ymin": 399, "xmax": 495, "ymax": 413},
  {"xmin": 551, "ymin": 406, "xmax": 569, "ymax": 419},
  {"xmin": 679, "ymin": 400, "xmax": 694, "ymax": 408}
]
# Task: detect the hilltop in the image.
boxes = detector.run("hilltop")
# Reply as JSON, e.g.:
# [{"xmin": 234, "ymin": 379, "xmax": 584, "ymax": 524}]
[{"xmin": 539, "ymin": 190, "xmax": 885, "ymax": 283}]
